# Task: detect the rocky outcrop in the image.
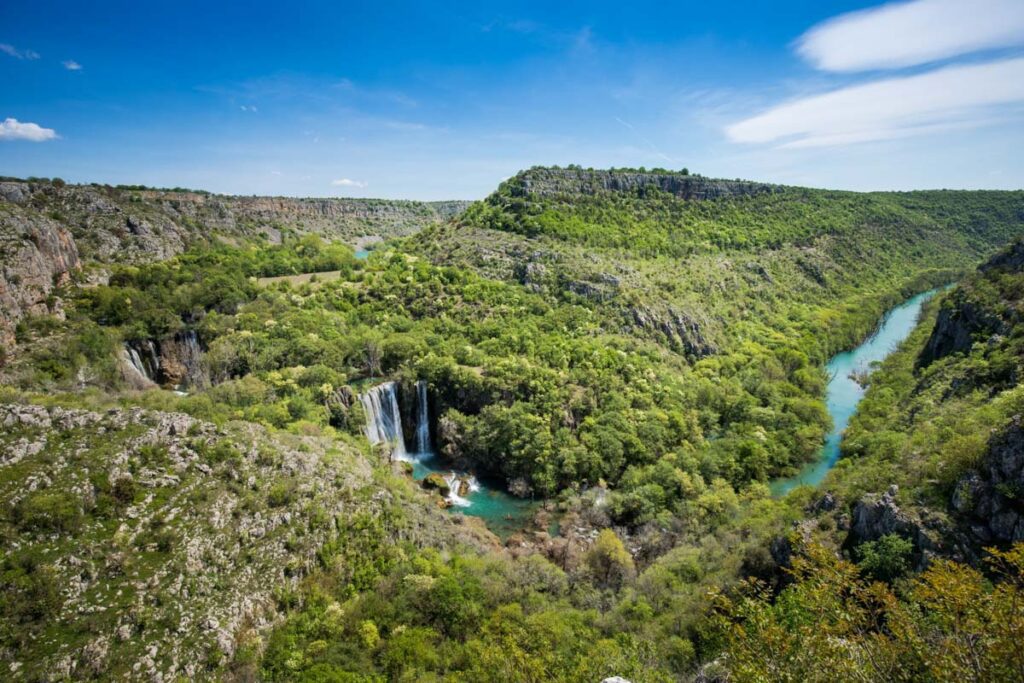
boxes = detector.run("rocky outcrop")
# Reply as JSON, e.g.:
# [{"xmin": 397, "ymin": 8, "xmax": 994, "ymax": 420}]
[
  {"xmin": 0, "ymin": 180, "xmax": 469, "ymax": 266},
  {"xmin": 505, "ymin": 166, "xmax": 777, "ymax": 202},
  {"xmin": 0, "ymin": 403, "xmax": 374, "ymax": 679},
  {"xmin": 918, "ymin": 239, "xmax": 1024, "ymax": 368},
  {"xmin": 422, "ymin": 472, "xmax": 452, "ymax": 496},
  {"xmin": 918, "ymin": 295, "xmax": 1003, "ymax": 367},
  {"xmin": 952, "ymin": 417, "xmax": 1024, "ymax": 543},
  {"xmin": 565, "ymin": 274, "xmax": 620, "ymax": 302},
  {"xmin": 847, "ymin": 485, "xmax": 950, "ymax": 569},
  {"xmin": 0, "ymin": 208, "xmax": 81, "ymax": 349},
  {"xmin": 628, "ymin": 305, "xmax": 718, "ymax": 357},
  {"xmin": 979, "ymin": 238, "xmax": 1024, "ymax": 273},
  {"xmin": 0, "ymin": 401, "xmax": 491, "ymax": 680}
]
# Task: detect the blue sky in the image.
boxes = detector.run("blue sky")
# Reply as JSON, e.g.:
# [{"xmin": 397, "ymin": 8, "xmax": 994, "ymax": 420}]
[{"xmin": 1, "ymin": 0, "xmax": 1023, "ymax": 199}]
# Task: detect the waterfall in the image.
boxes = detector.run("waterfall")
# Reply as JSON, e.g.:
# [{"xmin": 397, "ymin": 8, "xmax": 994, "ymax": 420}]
[
  {"xmin": 124, "ymin": 341, "xmax": 159, "ymax": 383},
  {"xmin": 415, "ymin": 380, "xmax": 431, "ymax": 453},
  {"xmin": 359, "ymin": 381, "xmax": 410, "ymax": 460},
  {"xmin": 170, "ymin": 330, "xmax": 208, "ymax": 390},
  {"xmin": 121, "ymin": 344, "xmax": 157, "ymax": 388},
  {"xmin": 125, "ymin": 346, "xmax": 150, "ymax": 380},
  {"xmin": 142, "ymin": 340, "xmax": 160, "ymax": 379}
]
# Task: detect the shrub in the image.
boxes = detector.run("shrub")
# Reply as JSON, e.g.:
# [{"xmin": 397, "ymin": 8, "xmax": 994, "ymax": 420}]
[
  {"xmin": 267, "ymin": 480, "xmax": 297, "ymax": 508},
  {"xmin": 111, "ymin": 476, "xmax": 138, "ymax": 506},
  {"xmin": 856, "ymin": 534, "xmax": 914, "ymax": 582},
  {"xmin": 14, "ymin": 492, "xmax": 83, "ymax": 534}
]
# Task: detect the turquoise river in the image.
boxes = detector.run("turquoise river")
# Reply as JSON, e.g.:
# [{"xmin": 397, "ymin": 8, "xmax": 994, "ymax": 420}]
[{"xmin": 771, "ymin": 288, "xmax": 942, "ymax": 496}]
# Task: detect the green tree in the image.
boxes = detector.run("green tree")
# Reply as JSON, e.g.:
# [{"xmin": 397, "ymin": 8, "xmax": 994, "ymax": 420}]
[{"xmin": 585, "ymin": 529, "xmax": 636, "ymax": 590}]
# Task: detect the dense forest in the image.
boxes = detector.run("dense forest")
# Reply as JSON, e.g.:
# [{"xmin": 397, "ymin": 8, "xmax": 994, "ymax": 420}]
[{"xmin": 1, "ymin": 169, "xmax": 1024, "ymax": 680}]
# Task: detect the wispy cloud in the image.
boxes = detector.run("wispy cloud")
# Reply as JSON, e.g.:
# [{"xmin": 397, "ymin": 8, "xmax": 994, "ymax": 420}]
[
  {"xmin": 797, "ymin": 0, "xmax": 1024, "ymax": 72},
  {"xmin": 331, "ymin": 178, "xmax": 367, "ymax": 188},
  {"xmin": 239, "ymin": 105, "xmax": 258, "ymax": 112},
  {"xmin": 0, "ymin": 118, "xmax": 58, "ymax": 142},
  {"xmin": 726, "ymin": 57, "xmax": 1024, "ymax": 148},
  {"xmin": 483, "ymin": 19, "xmax": 596, "ymax": 56},
  {"xmin": 613, "ymin": 116, "xmax": 676, "ymax": 163},
  {"xmin": 0, "ymin": 43, "xmax": 40, "ymax": 60},
  {"xmin": 63, "ymin": 60, "xmax": 82, "ymax": 71}
]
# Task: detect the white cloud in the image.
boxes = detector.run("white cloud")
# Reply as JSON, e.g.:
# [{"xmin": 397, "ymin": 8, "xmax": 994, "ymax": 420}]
[
  {"xmin": 0, "ymin": 43, "xmax": 40, "ymax": 60},
  {"xmin": 63, "ymin": 60, "xmax": 82, "ymax": 71},
  {"xmin": 239, "ymin": 105, "xmax": 258, "ymax": 112},
  {"xmin": 726, "ymin": 57, "xmax": 1024, "ymax": 148},
  {"xmin": 0, "ymin": 118, "xmax": 58, "ymax": 142},
  {"xmin": 797, "ymin": 0, "xmax": 1024, "ymax": 73},
  {"xmin": 331, "ymin": 178, "xmax": 367, "ymax": 188}
]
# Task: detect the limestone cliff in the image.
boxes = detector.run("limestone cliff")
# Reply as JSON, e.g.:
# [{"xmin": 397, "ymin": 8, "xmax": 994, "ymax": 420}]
[
  {"xmin": 0, "ymin": 200, "xmax": 81, "ymax": 349},
  {"xmin": 504, "ymin": 166, "xmax": 777, "ymax": 201},
  {"xmin": 918, "ymin": 239, "xmax": 1024, "ymax": 367}
]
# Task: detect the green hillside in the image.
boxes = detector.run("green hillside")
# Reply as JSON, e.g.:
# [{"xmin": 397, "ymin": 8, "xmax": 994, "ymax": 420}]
[{"xmin": 2, "ymin": 169, "xmax": 1024, "ymax": 680}]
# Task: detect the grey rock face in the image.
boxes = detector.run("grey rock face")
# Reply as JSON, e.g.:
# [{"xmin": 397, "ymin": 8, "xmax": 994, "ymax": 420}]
[
  {"xmin": 0, "ymin": 210, "xmax": 81, "ymax": 348},
  {"xmin": 848, "ymin": 484, "xmax": 948, "ymax": 569},
  {"xmin": 952, "ymin": 417, "xmax": 1024, "ymax": 543},
  {"xmin": 918, "ymin": 296, "xmax": 1002, "ymax": 367},
  {"xmin": 809, "ymin": 492, "xmax": 838, "ymax": 513},
  {"xmin": 0, "ymin": 181, "xmax": 30, "ymax": 203},
  {"xmin": 629, "ymin": 305, "xmax": 717, "ymax": 357},
  {"xmin": 919, "ymin": 238, "xmax": 1023, "ymax": 368},
  {"xmin": 980, "ymin": 238, "xmax": 1024, "ymax": 273}
]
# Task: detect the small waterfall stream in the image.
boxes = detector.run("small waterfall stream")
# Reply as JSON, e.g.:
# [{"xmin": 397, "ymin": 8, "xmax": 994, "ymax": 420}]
[
  {"xmin": 176, "ymin": 330, "xmax": 205, "ymax": 390},
  {"xmin": 124, "ymin": 340, "xmax": 160, "ymax": 383},
  {"xmin": 415, "ymin": 380, "xmax": 431, "ymax": 453}
]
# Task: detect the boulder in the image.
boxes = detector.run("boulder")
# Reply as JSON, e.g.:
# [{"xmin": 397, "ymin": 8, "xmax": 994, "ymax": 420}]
[{"xmin": 422, "ymin": 473, "xmax": 451, "ymax": 496}]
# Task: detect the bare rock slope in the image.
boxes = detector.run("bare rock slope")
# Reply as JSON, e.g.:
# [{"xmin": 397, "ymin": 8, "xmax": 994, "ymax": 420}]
[{"xmin": 0, "ymin": 402, "xmax": 486, "ymax": 680}]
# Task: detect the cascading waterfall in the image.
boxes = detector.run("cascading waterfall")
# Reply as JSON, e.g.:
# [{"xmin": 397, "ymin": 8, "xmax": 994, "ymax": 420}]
[
  {"xmin": 125, "ymin": 346, "xmax": 150, "ymax": 380},
  {"xmin": 359, "ymin": 381, "xmax": 410, "ymax": 461},
  {"xmin": 444, "ymin": 473, "xmax": 480, "ymax": 507},
  {"xmin": 415, "ymin": 380, "xmax": 431, "ymax": 453},
  {"xmin": 360, "ymin": 380, "xmax": 489, "ymax": 512}
]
